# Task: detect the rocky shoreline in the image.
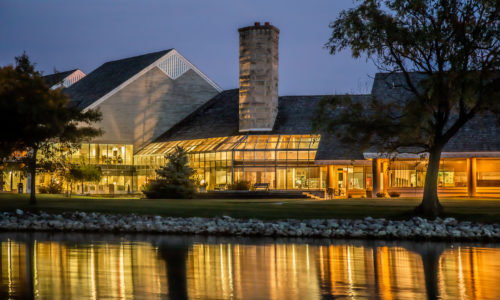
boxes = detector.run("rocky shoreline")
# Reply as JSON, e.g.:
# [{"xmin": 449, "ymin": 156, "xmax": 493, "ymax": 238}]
[{"xmin": 1, "ymin": 210, "xmax": 499, "ymax": 241}]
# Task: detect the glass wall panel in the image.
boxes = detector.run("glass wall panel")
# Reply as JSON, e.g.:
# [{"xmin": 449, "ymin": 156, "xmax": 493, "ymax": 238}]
[
  {"xmin": 389, "ymin": 159, "xmax": 467, "ymax": 188},
  {"xmin": 438, "ymin": 159, "xmax": 467, "ymax": 187},
  {"xmin": 254, "ymin": 151, "xmax": 265, "ymax": 161},
  {"xmin": 348, "ymin": 166, "xmax": 365, "ymax": 189},
  {"xmin": 287, "ymin": 151, "xmax": 297, "ymax": 161},
  {"xmin": 265, "ymin": 151, "xmax": 275, "ymax": 161},
  {"xmin": 298, "ymin": 151, "xmax": 309, "ymax": 160},
  {"xmin": 277, "ymin": 151, "xmax": 287, "ymax": 161},
  {"xmin": 365, "ymin": 168, "xmax": 372, "ymax": 190},
  {"xmin": 245, "ymin": 136, "xmax": 258, "ymax": 150},
  {"xmin": 255, "ymin": 136, "xmax": 268, "ymax": 149},
  {"xmin": 266, "ymin": 136, "xmax": 279, "ymax": 150},
  {"xmin": 286, "ymin": 167, "xmax": 295, "ymax": 189},
  {"xmin": 239, "ymin": 167, "xmax": 275, "ymax": 188},
  {"xmin": 244, "ymin": 152, "xmax": 254, "ymax": 161},
  {"xmin": 477, "ymin": 159, "xmax": 500, "ymax": 187},
  {"xmin": 320, "ymin": 167, "xmax": 327, "ymax": 189},
  {"xmin": 299, "ymin": 136, "xmax": 312, "ymax": 149},
  {"xmin": 79, "ymin": 144, "xmax": 90, "ymax": 164},
  {"xmin": 389, "ymin": 160, "xmax": 427, "ymax": 188},
  {"xmin": 125, "ymin": 145, "xmax": 133, "ymax": 164},
  {"xmin": 276, "ymin": 168, "xmax": 286, "ymax": 189},
  {"xmin": 89, "ymin": 144, "xmax": 99, "ymax": 164},
  {"xmin": 234, "ymin": 168, "xmax": 244, "ymax": 183},
  {"xmin": 308, "ymin": 167, "xmax": 320, "ymax": 189},
  {"xmin": 277, "ymin": 136, "xmax": 290, "ymax": 149},
  {"xmin": 310, "ymin": 137, "xmax": 320, "ymax": 149},
  {"xmin": 234, "ymin": 151, "xmax": 243, "ymax": 161},
  {"xmin": 288, "ymin": 136, "xmax": 301, "ymax": 149},
  {"xmin": 309, "ymin": 151, "xmax": 317, "ymax": 160}
]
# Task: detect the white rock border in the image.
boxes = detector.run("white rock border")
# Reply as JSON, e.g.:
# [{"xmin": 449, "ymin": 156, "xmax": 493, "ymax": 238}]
[{"xmin": 1, "ymin": 210, "xmax": 499, "ymax": 241}]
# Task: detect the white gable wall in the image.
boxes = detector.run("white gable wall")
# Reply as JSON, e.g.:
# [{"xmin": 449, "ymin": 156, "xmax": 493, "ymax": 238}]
[
  {"xmin": 91, "ymin": 66, "xmax": 219, "ymax": 151},
  {"xmin": 51, "ymin": 69, "xmax": 86, "ymax": 89}
]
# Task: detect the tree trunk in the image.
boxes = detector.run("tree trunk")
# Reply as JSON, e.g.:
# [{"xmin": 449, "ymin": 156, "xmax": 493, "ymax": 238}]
[
  {"xmin": 416, "ymin": 147, "xmax": 444, "ymax": 218},
  {"xmin": 29, "ymin": 147, "xmax": 38, "ymax": 205}
]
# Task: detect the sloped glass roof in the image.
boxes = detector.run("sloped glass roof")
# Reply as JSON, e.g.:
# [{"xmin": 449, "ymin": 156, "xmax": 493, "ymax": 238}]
[{"xmin": 136, "ymin": 135, "xmax": 320, "ymax": 156}]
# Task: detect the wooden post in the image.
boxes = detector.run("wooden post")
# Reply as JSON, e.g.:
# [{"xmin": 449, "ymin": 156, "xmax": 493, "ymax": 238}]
[
  {"xmin": 372, "ymin": 159, "xmax": 380, "ymax": 196},
  {"xmin": 467, "ymin": 158, "xmax": 472, "ymax": 196},
  {"xmin": 382, "ymin": 160, "xmax": 389, "ymax": 195},
  {"xmin": 328, "ymin": 165, "xmax": 335, "ymax": 189},
  {"xmin": 470, "ymin": 158, "xmax": 477, "ymax": 197}
]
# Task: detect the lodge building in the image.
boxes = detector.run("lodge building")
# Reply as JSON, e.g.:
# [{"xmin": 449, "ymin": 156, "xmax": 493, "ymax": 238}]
[{"xmin": 3, "ymin": 22, "xmax": 500, "ymax": 198}]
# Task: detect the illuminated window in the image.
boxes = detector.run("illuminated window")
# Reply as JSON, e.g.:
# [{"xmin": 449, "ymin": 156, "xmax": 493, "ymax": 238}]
[
  {"xmin": 134, "ymin": 134, "xmax": 322, "ymax": 190},
  {"xmin": 477, "ymin": 159, "xmax": 500, "ymax": 187}
]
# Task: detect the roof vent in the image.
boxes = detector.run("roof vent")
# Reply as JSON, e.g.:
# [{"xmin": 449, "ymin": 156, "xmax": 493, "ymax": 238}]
[{"xmin": 157, "ymin": 54, "xmax": 191, "ymax": 80}]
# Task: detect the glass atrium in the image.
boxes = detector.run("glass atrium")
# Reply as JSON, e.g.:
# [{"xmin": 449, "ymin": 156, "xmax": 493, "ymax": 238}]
[{"xmin": 135, "ymin": 134, "xmax": 324, "ymax": 190}]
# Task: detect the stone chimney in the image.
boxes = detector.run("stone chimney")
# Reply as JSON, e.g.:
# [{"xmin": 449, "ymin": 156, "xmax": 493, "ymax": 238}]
[{"xmin": 238, "ymin": 22, "xmax": 279, "ymax": 132}]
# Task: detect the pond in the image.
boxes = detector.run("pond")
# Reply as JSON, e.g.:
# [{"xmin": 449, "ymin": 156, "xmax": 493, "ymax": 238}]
[{"xmin": 0, "ymin": 232, "xmax": 498, "ymax": 299}]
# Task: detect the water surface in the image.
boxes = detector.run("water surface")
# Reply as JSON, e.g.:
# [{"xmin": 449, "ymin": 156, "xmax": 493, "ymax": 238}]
[{"xmin": 0, "ymin": 232, "xmax": 498, "ymax": 299}]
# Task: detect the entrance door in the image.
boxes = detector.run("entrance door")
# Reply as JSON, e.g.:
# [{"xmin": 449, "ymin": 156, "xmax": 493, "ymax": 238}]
[{"xmin": 336, "ymin": 168, "xmax": 347, "ymax": 197}]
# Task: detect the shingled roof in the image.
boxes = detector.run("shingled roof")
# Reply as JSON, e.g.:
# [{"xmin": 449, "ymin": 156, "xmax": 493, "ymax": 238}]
[
  {"xmin": 43, "ymin": 69, "xmax": 78, "ymax": 87},
  {"xmin": 153, "ymin": 89, "xmax": 370, "ymax": 160},
  {"xmin": 370, "ymin": 71, "xmax": 500, "ymax": 154},
  {"xmin": 64, "ymin": 49, "xmax": 172, "ymax": 108},
  {"xmin": 152, "ymin": 70, "xmax": 500, "ymax": 160}
]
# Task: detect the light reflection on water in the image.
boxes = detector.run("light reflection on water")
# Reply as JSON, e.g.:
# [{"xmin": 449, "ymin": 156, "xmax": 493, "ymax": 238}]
[{"xmin": 0, "ymin": 233, "xmax": 498, "ymax": 299}]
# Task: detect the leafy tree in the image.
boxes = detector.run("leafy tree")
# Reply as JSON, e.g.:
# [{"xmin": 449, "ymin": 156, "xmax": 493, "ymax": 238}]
[
  {"xmin": 0, "ymin": 53, "xmax": 102, "ymax": 204},
  {"xmin": 66, "ymin": 164, "xmax": 103, "ymax": 195},
  {"xmin": 317, "ymin": 0, "xmax": 500, "ymax": 218},
  {"xmin": 143, "ymin": 146, "xmax": 197, "ymax": 199}
]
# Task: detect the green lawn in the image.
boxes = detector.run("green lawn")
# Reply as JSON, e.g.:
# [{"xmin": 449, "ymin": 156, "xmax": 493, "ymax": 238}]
[{"xmin": 0, "ymin": 193, "xmax": 499, "ymax": 222}]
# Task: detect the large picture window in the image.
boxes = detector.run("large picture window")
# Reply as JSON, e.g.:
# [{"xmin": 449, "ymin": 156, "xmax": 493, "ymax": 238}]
[
  {"xmin": 477, "ymin": 159, "xmax": 500, "ymax": 187},
  {"xmin": 389, "ymin": 160, "xmax": 427, "ymax": 188},
  {"xmin": 438, "ymin": 159, "xmax": 467, "ymax": 187},
  {"xmin": 389, "ymin": 159, "xmax": 467, "ymax": 188}
]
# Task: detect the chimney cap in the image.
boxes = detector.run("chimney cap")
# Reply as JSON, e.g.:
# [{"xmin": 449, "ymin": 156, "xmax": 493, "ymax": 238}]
[{"xmin": 238, "ymin": 22, "xmax": 280, "ymax": 33}]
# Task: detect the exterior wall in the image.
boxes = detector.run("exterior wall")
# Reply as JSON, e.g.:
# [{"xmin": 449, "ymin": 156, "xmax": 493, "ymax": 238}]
[
  {"xmin": 238, "ymin": 23, "xmax": 279, "ymax": 132},
  {"xmin": 92, "ymin": 67, "xmax": 219, "ymax": 151}
]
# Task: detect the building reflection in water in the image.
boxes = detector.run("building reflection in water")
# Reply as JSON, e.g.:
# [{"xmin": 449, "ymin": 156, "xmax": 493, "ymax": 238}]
[{"xmin": 0, "ymin": 236, "xmax": 499, "ymax": 299}]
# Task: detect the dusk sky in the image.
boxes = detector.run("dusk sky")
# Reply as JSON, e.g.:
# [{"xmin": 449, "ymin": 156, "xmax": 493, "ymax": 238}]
[{"xmin": 0, "ymin": 0, "xmax": 377, "ymax": 95}]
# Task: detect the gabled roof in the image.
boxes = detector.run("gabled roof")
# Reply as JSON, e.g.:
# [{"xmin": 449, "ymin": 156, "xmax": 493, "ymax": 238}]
[
  {"xmin": 43, "ymin": 69, "xmax": 79, "ymax": 87},
  {"xmin": 64, "ymin": 49, "xmax": 172, "ymax": 108},
  {"xmin": 371, "ymin": 72, "xmax": 423, "ymax": 101},
  {"xmin": 150, "ymin": 78, "xmax": 500, "ymax": 160}
]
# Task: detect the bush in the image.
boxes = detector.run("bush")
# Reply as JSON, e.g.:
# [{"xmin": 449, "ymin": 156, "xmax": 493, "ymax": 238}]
[
  {"xmin": 228, "ymin": 181, "xmax": 251, "ymax": 190},
  {"xmin": 143, "ymin": 146, "xmax": 197, "ymax": 199},
  {"xmin": 375, "ymin": 192, "xmax": 386, "ymax": 198},
  {"xmin": 38, "ymin": 181, "xmax": 63, "ymax": 194},
  {"xmin": 388, "ymin": 191, "xmax": 401, "ymax": 198},
  {"xmin": 142, "ymin": 179, "xmax": 195, "ymax": 199}
]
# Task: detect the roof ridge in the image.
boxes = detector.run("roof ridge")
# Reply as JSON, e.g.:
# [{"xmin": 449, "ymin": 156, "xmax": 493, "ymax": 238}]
[
  {"xmin": 65, "ymin": 49, "xmax": 174, "ymax": 109},
  {"xmin": 101, "ymin": 49, "xmax": 172, "ymax": 65},
  {"xmin": 43, "ymin": 69, "xmax": 79, "ymax": 77}
]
